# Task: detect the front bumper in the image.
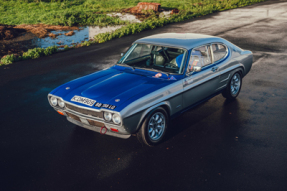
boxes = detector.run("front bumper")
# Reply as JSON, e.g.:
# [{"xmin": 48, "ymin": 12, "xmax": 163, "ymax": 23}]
[
  {"xmin": 67, "ymin": 117, "xmax": 130, "ymax": 139},
  {"xmin": 52, "ymin": 106, "xmax": 131, "ymax": 139}
]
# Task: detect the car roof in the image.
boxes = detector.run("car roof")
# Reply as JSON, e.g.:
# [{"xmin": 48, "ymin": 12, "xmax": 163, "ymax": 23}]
[{"xmin": 134, "ymin": 33, "xmax": 227, "ymax": 50}]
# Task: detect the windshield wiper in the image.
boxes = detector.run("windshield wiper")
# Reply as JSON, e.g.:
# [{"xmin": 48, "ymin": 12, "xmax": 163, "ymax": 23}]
[
  {"xmin": 140, "ymin": 67, "xmax": 170, "ymax": 76},
  {"xmin": 117, "ymin": 63, "xmax": 135, "ymax": 70}
]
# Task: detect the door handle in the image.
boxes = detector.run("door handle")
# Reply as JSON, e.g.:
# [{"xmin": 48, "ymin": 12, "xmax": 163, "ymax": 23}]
[{"xmin": 212, "ymin": 67, "xmax": 218, "ymax": 72}]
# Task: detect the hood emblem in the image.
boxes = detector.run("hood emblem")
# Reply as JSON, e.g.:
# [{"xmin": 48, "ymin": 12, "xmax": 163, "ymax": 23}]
[
  {"xmin": 66, "ymin": 87, "xmax": 70, "ymax": 90},
  {"xmin": 115, "ymin": 99, "xmax": 120, "ymax": 102}
]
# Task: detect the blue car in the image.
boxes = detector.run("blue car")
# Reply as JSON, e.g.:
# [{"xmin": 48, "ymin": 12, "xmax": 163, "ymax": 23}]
[{"xmin": 48, "ymin": 33, "xmax": 253, "ymax": 146}]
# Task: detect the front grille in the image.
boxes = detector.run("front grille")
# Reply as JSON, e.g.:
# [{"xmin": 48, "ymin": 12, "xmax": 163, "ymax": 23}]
[
  {"xmin": 66, "ymin": 103, "xmax": 103, "ymax": 118},
  {"xmin": 67, "ymin": 112, "xmax": 104, "ymax": 127},
  {"xmin": 66, "ymin": 112, "xmax": 80, "ymax": 122},
  {"xmin": 87, "ymin": 119, "xmax": 105, "ymax": 127}
]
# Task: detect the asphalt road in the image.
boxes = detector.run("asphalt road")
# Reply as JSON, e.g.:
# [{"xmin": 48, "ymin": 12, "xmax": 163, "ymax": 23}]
[{"xmin": 1, "ymin": 0, "xmax": 287, "ymax": 190}]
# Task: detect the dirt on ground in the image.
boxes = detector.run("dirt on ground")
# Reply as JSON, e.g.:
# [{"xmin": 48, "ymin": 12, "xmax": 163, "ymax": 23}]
[
  {"xmin": 0, "ymin": 32, "xmax": 37, "ymax": 57},
  {"xmin": 0, "ymin": 25, "xmax": 26, "ymax": 40},
  {"xmin": 0, "ymin": 24, "xmax": 79, "ymax": 41},
  {"xmin": 122, "ymin": 2, "xmax": 178, "ymax": 20},
  {"xmin": 0, "ymin": 24, "xmax": 81, "ymax": 57},
  {"xmin": 14, "ymin": 24, "xmax": 79, "ymax": 38}
]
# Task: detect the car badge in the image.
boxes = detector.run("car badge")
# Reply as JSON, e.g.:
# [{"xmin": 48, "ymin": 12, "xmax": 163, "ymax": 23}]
[
  {"xmin": 169, "ymin": 76, "xmax": 177, "ymax": 80},
  {"xmin": 155, "ymin": 73, "xmax": 162, "ymax": 78},
  {"xmin": 115, "ymin": 99, "xmax": 120, "ymax": 102},
  {"xmin": 66, "ymin": 87, "xmax": 70, "ymax": 90}
]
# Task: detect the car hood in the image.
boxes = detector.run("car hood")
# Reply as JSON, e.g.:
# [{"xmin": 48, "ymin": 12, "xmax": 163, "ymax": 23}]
[{"xmin": 50, "ymin": 66, "xmax": 176, "ymax": 111}]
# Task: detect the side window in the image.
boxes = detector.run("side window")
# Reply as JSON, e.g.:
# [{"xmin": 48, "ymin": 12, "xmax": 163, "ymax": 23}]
[
  {"xmin": 187, "ymin": 45, "xmax": 211, "ymax": 73},
  {"xmin": 212, "ymin": 44, "xmax": 227, "ymax": 62}
]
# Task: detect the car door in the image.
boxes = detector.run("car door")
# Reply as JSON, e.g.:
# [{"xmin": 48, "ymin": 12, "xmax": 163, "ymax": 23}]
[{"xmin": 182, "ymin": 45, "xmax": 220, "ymax": 109}]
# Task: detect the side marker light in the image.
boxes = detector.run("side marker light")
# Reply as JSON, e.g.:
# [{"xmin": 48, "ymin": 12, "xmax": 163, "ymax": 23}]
[
  {"xmin": 111, "ymin": 128, "xmax": 119, "ymax": 132},
  {"xmin": 57, "ymin": 111, "xmax": 65, "ymax": 115}
]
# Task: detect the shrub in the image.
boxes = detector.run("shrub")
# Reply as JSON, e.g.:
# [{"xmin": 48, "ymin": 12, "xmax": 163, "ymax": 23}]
[
  {"xmin": 0, "ymin": 54, "xmax": 16, "ymax": 65},
  {"xmin": 44, "ymin": 45, "xmax": 58, "ymax": 55},
  {"xmin": 81, "ymin": 40, "xmax": 92, "ymax": 46},
  {"xmin": 64, "ymin": 45, "xmax": 69, "ymax": 50}
]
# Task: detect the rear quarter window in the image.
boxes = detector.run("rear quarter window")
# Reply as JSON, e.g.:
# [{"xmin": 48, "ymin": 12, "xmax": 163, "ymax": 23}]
[{"xmin": 212, "ymin": 44, "xmax": 228, "ymax": 62}]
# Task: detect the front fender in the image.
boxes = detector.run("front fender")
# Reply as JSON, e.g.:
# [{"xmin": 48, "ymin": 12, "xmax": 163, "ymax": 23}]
[{"xmin": 122, "ymin": 102, "xmax": 171, "ymax": 134}]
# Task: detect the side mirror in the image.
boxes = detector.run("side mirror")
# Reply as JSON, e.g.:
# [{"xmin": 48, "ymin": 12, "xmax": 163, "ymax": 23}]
[
  {"xmin": 193, "ymin": 66, "xmax": 202, "ymax": 72},
  {"xmin": 121, "ymin": 53, "xmax": 124, "ymax": 56}
]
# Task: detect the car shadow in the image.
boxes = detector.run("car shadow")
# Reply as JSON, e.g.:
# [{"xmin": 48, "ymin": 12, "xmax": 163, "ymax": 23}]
[{"xmin": 165, "ymin": 97, "xmax": 242, "ymax": 142}]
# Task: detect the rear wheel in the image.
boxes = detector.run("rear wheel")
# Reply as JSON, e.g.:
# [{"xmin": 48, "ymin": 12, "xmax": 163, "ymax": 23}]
[
  {"xmin": 137, "ymin": 107, "xmax": 169, "ymax": 147},
  {"xmin": 222, "ymin": 72, "xmax": 242, "ymax": 100}
]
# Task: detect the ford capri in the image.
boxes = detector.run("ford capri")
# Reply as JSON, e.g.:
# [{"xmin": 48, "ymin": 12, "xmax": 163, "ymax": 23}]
[{"xmin": 48, "ymin": 33, "xmax": 253, "ymax": 146}]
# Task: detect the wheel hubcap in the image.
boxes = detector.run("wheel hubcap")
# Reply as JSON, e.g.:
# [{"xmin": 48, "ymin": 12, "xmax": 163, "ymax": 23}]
[
  {"xmin": 230, "ymin": 73, "xmax": 241, "ymax": 95},
  {"xmin": 148, "ymin": 112, "xmax": 165, "ymax": 141}
]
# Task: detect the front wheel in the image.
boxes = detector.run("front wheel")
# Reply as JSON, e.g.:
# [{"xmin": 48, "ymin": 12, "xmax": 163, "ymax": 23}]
[
  {"xmin": 137, "ymin": 107, "xmax": 169, "ymax": 147},
  {"xmin": 222, "ymin": 72, "xmax": 242, "ymax": 100}
]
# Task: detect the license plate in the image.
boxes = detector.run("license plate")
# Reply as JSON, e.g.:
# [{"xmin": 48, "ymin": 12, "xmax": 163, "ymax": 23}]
[
  {"xmin": 80, "ymin": 118, "xmax": 90, "ymax": 125},
  {"xmin": 71, "ymin": 96, "xmax": 96, "ymax": 106}
]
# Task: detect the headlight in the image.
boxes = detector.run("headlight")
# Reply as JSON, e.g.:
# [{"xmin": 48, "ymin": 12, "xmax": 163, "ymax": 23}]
[
  {"xmin": 112, "ymin": 113, "xmax": 121, "ymax": 124},
  {"xmin": 58, "ymin": 99, "xmax": 65, "ymax": 108},
  {"xmin": 104, "ymin": 112, "xmax": 112, "ymax": 121},
  {"xmin": 50, "ymin": 97, "xmax": 57, "ymax": 106}
]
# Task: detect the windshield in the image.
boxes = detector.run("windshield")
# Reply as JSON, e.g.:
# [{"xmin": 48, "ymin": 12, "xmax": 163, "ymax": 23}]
[{"xmin": 117, "ymin": 43, "xmax": 187, "ymax": 74}]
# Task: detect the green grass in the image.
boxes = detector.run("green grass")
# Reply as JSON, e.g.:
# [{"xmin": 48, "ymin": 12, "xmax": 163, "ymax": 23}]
[
  {"xmin": 0, "ymin": 0, "xmax": 266, "ymax": 66},
  {"xmin": 0, "ymin": 0, "xmax": 138, "ymax": 26},
  {"xmin": 0, "ymin": 0, "xmax": 265, "ymax": 26}
]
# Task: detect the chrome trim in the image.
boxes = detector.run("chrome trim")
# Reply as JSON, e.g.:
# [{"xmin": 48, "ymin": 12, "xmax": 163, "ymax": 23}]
[
  {"xmin": 48, "ymin": 94, "xmax": 120, "ymax": 113},
  {"xmin": 186, "ymin": 43, "xmax": 222, "ymax": 76},
  {"xmin": 48, "ymin": 94, "xmax": 66, "ymax": 109},
  {"xmin": 67, "ymin": 117, "xmax": 131, "ymax": 139},
  {"xmin": 220, "ymin": 74, "xmax": 231, "ymax": 83},
  {"xmin": 63, "ymin": 108, "xmax": 125, "ymax": 130},
  {"xmin": 212, "ymin": 43, "xmax": 229, "ymax": 64},
  {"xmin": 121, "ymin": 43, "xmax": 137, "ymax": 63},
  {"xmin": 48, "ymin": 94, "xmax": 123, "ymax": 126},
  {"xmin": 215, "ymin": 84, "xmax": 227, "ymax": 91},
  {"xmin": 65, "ymin": 106, "xmax": 103, "ymax": 121},
  {"xmin": 183, "ymin": 64, "xmax": 243, "ymax": 90},
  {"xmin": 134, "ymin": 42, "xmax": 188, "ymax": 52},
  {"xmin": 210, "ymin": 44, "xmax": 215, "ymax": 63}
]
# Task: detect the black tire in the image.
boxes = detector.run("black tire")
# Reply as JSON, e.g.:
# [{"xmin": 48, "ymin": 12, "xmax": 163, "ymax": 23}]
[
  {"xmin": 137, "ymin": 107, "xmax": 169, "ymax": 147},
  {"xmin": 222, "ymin": 72, "xmax": 242, "ymax": 100}
]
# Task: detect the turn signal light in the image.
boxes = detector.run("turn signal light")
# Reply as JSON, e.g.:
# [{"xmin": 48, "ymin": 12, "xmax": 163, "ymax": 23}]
[
  {"xmin": 57, "ymin": 111, "xmax": 65, "ymax": 115},
  {"xmin": 110, "ymin": 128, "xmax": 119, "ymax": 132}
]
